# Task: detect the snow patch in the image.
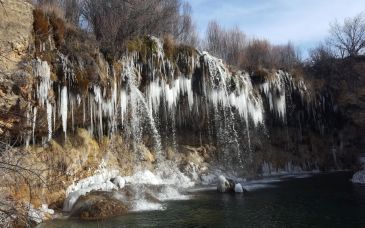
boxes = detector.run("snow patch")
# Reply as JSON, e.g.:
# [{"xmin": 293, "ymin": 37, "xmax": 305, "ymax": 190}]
[
  {"xmin": 28, "ymin": 204, "xmax": 54, "ymax": 224},
  {"xmin": 63, "ymin": 169, "xmax": 120, "ymax": 212},
  {"xmin": 113, "ymin": 176, "xmax": 126, "ymax": 189},
  {"xmin": 234, "ymin": 183, "xmax": 244, "ymax": 193}
]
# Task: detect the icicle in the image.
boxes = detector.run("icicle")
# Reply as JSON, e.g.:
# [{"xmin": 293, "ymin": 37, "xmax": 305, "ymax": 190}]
[
  {"xmin": 34, "ymin": 59, "xmax": 54, "ymax": 141},
  {"xmin": 25, "ymin": 110, "xmax": 31, "ymax": 147},
  {"xmin": 61, "ymin": 86, "xmax": 68, "ymax": 137},
  {"xmin": 46, "ymin": 101, "xmax": 52, "ymax": 140},
  {"xmin": 34, "ymin": 59, "xmax": 51, "ymax": 107},
  {"xmin": 120, "ymin": 89, "xmax": 127, "ymax": 125},
  {"xmin": 93, "ymin": 86, "xmax": 103, "ymax": 138},
  {"xmin": 32, "ymin": 107, "xmax": 37, "ymax": 145}
]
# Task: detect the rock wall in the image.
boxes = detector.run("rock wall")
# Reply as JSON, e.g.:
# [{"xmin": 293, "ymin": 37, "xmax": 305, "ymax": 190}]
[
  {"xmin": 0, "ymin": 0, "xmax": 33, "ymax": 74},
  {"xmin": 0, "ymin": 0, "xmax": 34, "ymax": 136}
]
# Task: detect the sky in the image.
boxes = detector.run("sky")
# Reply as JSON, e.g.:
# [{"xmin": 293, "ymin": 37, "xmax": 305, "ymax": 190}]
[{"xmin": 186, "ymin": 0, "xmax": 365, "ymax": 59}]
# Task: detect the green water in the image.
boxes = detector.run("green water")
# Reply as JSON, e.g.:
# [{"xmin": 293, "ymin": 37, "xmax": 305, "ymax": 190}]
[{"xmin": 40, "ymin": 172, "xmax": 365, "ymax": 228}]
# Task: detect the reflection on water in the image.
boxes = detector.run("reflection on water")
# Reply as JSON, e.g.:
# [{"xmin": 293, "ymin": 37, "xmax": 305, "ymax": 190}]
[{"xmin": 39, "ymin": 172, "xmax": 365, "ymax": 228}]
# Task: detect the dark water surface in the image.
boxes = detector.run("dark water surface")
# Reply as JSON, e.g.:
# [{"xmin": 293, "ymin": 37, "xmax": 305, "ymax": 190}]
[{"xmin": 40, "ymin": 172, "xmax": 365, "ymax": 228}]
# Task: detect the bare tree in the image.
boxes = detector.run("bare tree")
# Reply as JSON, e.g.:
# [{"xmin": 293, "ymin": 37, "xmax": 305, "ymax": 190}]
[
  {"xmin": 63, "ymin": 0, "xmax": 81, "ymax": 25},
  {"xmin": 205, "ymin": 20, "xmax": 224, "ymax": 57},
  {"xmin": 34, "ymin": 0, "xmax": 82, "ymax": 26},
  {"xmin": 0, "ymin": 137, "xmax": 48, "ymax": 227},
  {"xmin": 225, "ymin": 26, "xmax": 246, "ymax": 66},
  {"xmin": 271, "ymin": 42, "xmax": 300, "ymax": 70},
  {"xmin": 205, "ymin": 20, "xmax": 244, "ymax": 63},
  {"xmin": 245, "ymin": 39, "xmax": 271, "ymax": 69},
  {"xmin": 328, "ymin": 12, "xmax": 365, "ymax": 57},
  {"xmin": 81, "ymin": 0, "xmax": 196, "ymax": 57},
  {"xmin": 174, "ymin": 2, "xmax": 199, "ymax": 46},
  {"xmin": 309, "ymin": 43, "xmax": 335, "ymax": 64}
]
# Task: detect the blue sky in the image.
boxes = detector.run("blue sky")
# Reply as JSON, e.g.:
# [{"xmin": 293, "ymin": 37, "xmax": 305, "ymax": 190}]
[{"xmin": 186, "ymin": 0, "xmax": 365, "ymax": 58}]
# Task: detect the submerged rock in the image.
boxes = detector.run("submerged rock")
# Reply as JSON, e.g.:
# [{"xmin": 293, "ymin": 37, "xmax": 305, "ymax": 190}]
[
  {"xmin": 71, "ymin": 191, "xmax": 128, "ymax": 220},
  {"xmin": 351, "ymin": 170, "xmax": 365, "ymax": 184}
]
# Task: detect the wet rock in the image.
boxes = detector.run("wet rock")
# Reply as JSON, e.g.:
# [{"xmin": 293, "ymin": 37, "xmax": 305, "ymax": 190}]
[
  {"xmin": 351, "ymin": 170, "xmax": 365, "ymax": 184},
  {"xmin": 234, "ymin": 183, "xmax": 243, "ymax": 193},
  {"xmin": 113, "ymin": 176, "xmax": 126, "ymax": 189},
  {"xmin": 234, "ymin": 183, "xmax": 249, "ymax": 194},
  {"xmin": 217, "ymin": 175, "xmax": 235, "ymax": 193},
  {"xmin": 71, "ymin": 191, "xmax": 128, "ymax": 220}
]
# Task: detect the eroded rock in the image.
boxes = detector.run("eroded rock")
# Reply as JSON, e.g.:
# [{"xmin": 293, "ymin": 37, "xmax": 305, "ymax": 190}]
[
  {"xmin": 217, "ymin": 175, "xmax": 235, "ymax": 193},
  {"xmin": 71, "ymin": 191, "xmax": 128, "ymax": 220}
]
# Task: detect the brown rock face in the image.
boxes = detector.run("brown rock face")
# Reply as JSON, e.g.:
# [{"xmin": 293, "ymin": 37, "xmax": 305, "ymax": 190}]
[
  {"xmin": 0, "ymin": 0, "xmax": 34, "ymax": 138},
  {"xmin": 0, "ymin": 0, "xmax": 33, "ymax": 74},
  {"xmin": 71, "ymin": 191, "xmax": 128, "ymax": 220}
]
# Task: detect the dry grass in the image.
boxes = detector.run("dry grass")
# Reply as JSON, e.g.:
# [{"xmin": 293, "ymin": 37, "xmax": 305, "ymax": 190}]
[
  {"xmin": 252, "ymin": 68, "xmax": 270, "ymax": 82},
  {"xmin": 49, "ymin": 15, "xmax": 65, "ymax": 47},
  {"xmin": 38, "ymin": 2, "xmax": 65, "ymax": 20},
  {"xmin": 163, "ymin": 34, "xmax": 176, "ymax": 60},
  {"xmin": 127, "ymin": 36, "xmax": 161, "ymax": 63},
  {"xmin": 33, "ymin": 8, "xmax": 49, "ymax": 46},
  {"xmin": 75, "ymin": 69, "xmax": 90, "ymax": 94}
]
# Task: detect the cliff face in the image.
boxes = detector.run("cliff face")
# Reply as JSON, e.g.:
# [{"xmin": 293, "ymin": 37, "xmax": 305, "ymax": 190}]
[
  {"xmin": 307, "ymin": 57, "xmax": 365, "ymax": 159},
  {"xmin": 0, "ymin": 0, "xmax": 35, "ymax": 142},
  {"xmin": 0, "ymin": 0, "xmax": 33, "ymax": 74},
  {"xmin": 0, "ymin": 0, "xmax": 358, "ymax": 173}
]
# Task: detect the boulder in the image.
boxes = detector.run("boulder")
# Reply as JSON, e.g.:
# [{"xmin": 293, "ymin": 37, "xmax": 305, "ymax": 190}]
[
  {"xmin": 217, "ymin": 175, "xmax": 235, "ymax": 193},
  {"xmin": 113, "ymin": 176, "xmax": 126, "ymax": 189},
  {"xmin": 71, "ymin": 191, "xmax": 128, "ymax": 220},
  {"xmin": 234, "ymin": 183, "xmax": 243, "ymax": 193},
  {"xmin": 351, "ymin": 170, "xmax": 365, "ymax": 184}
]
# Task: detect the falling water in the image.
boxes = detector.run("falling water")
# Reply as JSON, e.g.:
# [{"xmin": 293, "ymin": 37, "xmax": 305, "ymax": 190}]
[{"xmin": 28, "ymin": 36, "xmax": 309, "ymax": 169}]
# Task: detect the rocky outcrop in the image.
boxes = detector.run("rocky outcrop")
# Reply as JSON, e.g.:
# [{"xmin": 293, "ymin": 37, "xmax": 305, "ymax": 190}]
[
  {"xmin": 0, "ymin": 128, "xmax": 135, "ymax": 226},
  {"xmin": 217, "ymin": 175, "xmax": 235, "ymax": 193},
  {"xmin": 71, "ymin": 191, "xmax": 128, "ymax": 220},
  {"xmin": 0, "ymin": 0, "xmax": 34, "ymax": 137},
  {"xmin": 352, "ymin": 170, "xmax": 365, "ymax": 184},
  {"xmin": 0, "ymin": 0, "xmax": 33, "ymax": 74}
]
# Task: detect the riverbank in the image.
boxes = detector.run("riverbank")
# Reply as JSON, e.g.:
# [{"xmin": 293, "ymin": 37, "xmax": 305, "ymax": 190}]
[{"xmin": 38, "ymin": 172, "xmax": 365, "ymax": 228}]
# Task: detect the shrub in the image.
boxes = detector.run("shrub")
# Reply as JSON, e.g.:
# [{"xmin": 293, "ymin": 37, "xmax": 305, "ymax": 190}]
[
  {"xmin": 49, "ymin": 14, "xmax": 65, "ymax": 47},
  {"xmin": 126, "ymin": 36, "xmax": 158, "ymax": 63},
  {"xmin": 163, "ymin": 35, "xmax": 176, "ymax": 61},
  {"xmin": 33, "ymin": 8, "xmax": 49, "ymax": 46}
]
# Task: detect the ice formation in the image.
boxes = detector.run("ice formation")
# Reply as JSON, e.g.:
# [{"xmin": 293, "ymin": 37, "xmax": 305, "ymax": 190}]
[
  {"xmin": 28, "ymin": 36, "xmax": 309, "ymax": 161},
  {"xmin": 234, "ymin": 183, "xmax": 244, "ymax": 193},
  {"xmin": 260, "ymin": 70, "xmax": 308, "ymax": 121},
  {"xmin": 352, "ymin": 170, "xmax": 365, "ymax": 184},
  {"xmin": 113, "ymin": 176, "xmax": 126, "ymax": 189},
  {"xmin": 28, "ymin": 204, "xmax": 54, "ymax": 224},
  {"xmin": 29, "ymin": 36, "xmax": 308, "ymax": 148},
  {"xmin": 28, "ymin": 37, "xmax": 311, "ymax": 189},
  {"xmin": 33, "ymin": 59, "xmax": 53, "ymax": 141},
  {"xmin": 63, "ymin": 162, "xmax": 194, "ymax": 213},
  {"xmin": 217, "ymin": 175, "xmax": 228, "ymax": 192},
  {"xmin": 60, "ymin": 86, "xmax": 68, "ymax": 136},
  {"xmin": 63, "ymin": 169, "xmax": 120, "ymax": 212}
]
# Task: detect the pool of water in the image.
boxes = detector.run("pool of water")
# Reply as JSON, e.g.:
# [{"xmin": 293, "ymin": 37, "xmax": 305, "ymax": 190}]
[{"xmin": 39, "ymin": 172, "xmax": 365, "ymax": 228}]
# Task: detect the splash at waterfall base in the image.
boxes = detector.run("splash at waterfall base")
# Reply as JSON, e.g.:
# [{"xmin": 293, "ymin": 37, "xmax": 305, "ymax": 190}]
[{"xmin": 2, "ymin": 129, "xmax": 223, "ymax": 223}]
